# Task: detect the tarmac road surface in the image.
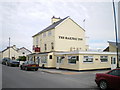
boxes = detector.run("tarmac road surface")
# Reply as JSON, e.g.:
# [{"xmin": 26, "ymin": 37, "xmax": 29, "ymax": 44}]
[{"xmin": 2, "ymin": 64, "xmax": 100, "ymax": 89}]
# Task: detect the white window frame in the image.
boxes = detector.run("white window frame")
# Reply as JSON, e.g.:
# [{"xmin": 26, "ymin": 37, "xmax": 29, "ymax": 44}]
[
  {"xmin": 100, "ymin": 56, "xmax": 108, "ymax": 62},
  {"xmin": 83, "ymin": 56, "xmax": 93, "ymax": 63},
  {"xmin": 51, "ymin": 42, "xmax": 54, "ymax": 50},
  {"xmin": 57, "ymin": 56, "xmax": 65, "ymax": 64},
  {"xmin": 48, "ymin": 30, "xmax": 52, "ymax": 36},
  {"xmin": 41, "ymin": 56, "xmax": 47, "ymax": 63},
  {"xmin": 43, "ymin": 32, "xmax": 46, "ymax": 37},
  {"xmin": 68, "ymin": 56, "xmax": 78, "ymax": 64},
  {"xmin": 36, "ymin": 37, "xmax": 38, "ymax": 45}
]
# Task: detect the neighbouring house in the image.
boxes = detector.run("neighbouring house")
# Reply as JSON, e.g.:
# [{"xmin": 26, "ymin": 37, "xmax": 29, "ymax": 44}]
[
  {"xmin": 103, "ymin": 41, "xmax": 120, "ymax": 52},
  {"xmin": 1, "ymin": 45, "xmax": 32, "ymax": 60},
  {"xmin": 0, "ymin": 52, "xmax": 2, "ymax": 60}
]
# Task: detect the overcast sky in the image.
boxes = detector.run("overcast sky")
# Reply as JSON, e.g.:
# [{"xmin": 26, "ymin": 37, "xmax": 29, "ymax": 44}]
[{"xmin": 0, "ymin": 0, "xmax": 119, "ymax": 52}]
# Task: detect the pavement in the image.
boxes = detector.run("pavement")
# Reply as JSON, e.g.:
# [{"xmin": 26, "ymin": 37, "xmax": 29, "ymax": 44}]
[{"xmin": 39, "ymin": 68, "xmax": 110, "ymax": 75}]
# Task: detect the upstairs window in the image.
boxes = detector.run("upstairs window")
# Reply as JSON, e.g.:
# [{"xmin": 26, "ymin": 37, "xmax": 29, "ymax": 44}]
[
  {"xmin": 83, "ymin": 56, "xmax": 93, "ymax": 62},
  {"xmin": 51, "ymin": 42, "xmax": 54, "ymax": 50},
  {"xmin": 44, "ymin": 44, "xmax": 47, "ymax": 51},
  {"xmin": 36, "ymin": 37, "xmax": 38, "ymax": 45},
  {"xmin": 100, "ymin": 56, "xmax": 108, "ymax": 62},
  {"xmin": 43, "ymin": 32, "xmax": 46, "ymax": 37},
  {"xmin": 48, "ymin": 31, "xmax": 52, "ymax": 36}
]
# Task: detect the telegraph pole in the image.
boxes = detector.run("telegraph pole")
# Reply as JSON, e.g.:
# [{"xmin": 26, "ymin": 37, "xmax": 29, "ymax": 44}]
[
  {"xmin": 9, "ymin": 37, "xmax": 10, "ymax": 59},
  {"xmin": 112, "ymin": 0, "xmax": 119, "ymax": 68},
  {"xmin": 83, "ymin": 19, "xmax": 86, "ymax": 29}
]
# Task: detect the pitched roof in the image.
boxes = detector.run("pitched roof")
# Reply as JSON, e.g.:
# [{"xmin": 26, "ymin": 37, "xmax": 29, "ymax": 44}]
[
  {"xmin": 108, "ymin": 41, "xmax": 120, "ymax": 49},
  {"xmin": 2, "ymin": 46, "xmax": 18, "ymax": 53},
  {"xmin": 17, "ymin": 47, "xmax": 32, "ymax": 53},
  {"xmin": 32, "ymin": 16, "xmax": 69, "ymax": 37},
  {"xmin": 2, "ymin": 46, "xmax": 32, "ymax": 53}
]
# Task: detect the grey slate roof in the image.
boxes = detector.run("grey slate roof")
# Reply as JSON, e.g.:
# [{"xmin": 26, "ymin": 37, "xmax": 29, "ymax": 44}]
[{"xmin": 32, "ymin": 16, "xmax": 69, "ymax": 37}]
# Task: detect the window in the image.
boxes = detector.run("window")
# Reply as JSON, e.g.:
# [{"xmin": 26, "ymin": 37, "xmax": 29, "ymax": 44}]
[
  {"xmin": 51, "ymin": 42, "xmax": 54, "ymax": 50},
  {"xmin": 48, "ymin": 31, "xmax": 52, "ymax": 36},
  {"xmin": 36, "ymin": 37, "xmax": 38, "ymax": 45},
  {"xmin": 36, "ymin": 56, "xmax": 41, "ymax": 64},
  {"xmin": 44, "ymin": 44, "xmax": 47, "ymax": 51},
  {"xmin": 100, "ymin": 56, "xmax": 108, "ymax": 62},
  {"xmin": 29, "ymin": 57, "xmax": 33, "ymax": 61},
  {"xmin": 68, "ymin": 56, "xmax": 79, "ymax": 64},
  {"xmin": 49, "ymin": 55, "xmax": 52, "ymax": 59},
  {"xmin": 111, "ymin": 57, "xmax": 116, "ymax": 64},
  {"xmin": 83, "ymin": 56, "xmax": 93, "ymax": 62},
  {"xmin": 41, "ymin": 56, "xmax": 47, "ymax": 63},
  {"xmin": 43, "ymin": 33, "xmax": 46, "ymax": 37},
  {"xmin": 108, "ymin": 69, "xmax": 120, "ymax": 77},
  {"xmin": 57, "ymin": 56, "xmax": 65, "ymax": 63},
  {"xmin": 22, "ymin": 52, "xmax": 25, "ymax": 54}
]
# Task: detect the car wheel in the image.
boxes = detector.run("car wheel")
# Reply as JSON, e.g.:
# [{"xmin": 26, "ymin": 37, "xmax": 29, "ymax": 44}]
[
  {"xmin": 25, "ymin": 67, "xmax": 28, "ymax": 71},
  {"xmin": 7, "ymin": 63, "xmax": 9, "ymax": 66},
  {"xmin": 99, "ymin": 80, "xmax": 108, "ymax": 90},
  {"xmin": 20, "ymin": 66, "xmax": 23, "ymax": 70},
  {"xmin": 35, "ymin": 68, "xmax": 38, "ymax": 71}
]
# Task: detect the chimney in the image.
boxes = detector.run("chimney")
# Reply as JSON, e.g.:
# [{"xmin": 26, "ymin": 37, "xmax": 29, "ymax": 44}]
[
  {"xmin": 51, "ymin": 16, "xmax": 61, "ymax": 24},
  {"xmin": 12, "ymin": 45, "xmax": 17, "ymax": 50}
]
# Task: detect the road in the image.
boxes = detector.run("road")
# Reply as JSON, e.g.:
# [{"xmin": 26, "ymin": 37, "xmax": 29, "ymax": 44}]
[{"xmin": 2, "ymin": 64, "xmax": 99, "ymax": 89}]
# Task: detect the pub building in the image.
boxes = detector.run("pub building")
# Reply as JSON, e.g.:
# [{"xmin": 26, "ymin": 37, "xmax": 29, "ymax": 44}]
[{"xmin": 27, "ymin": 16, "xmax": 119, "ymax": 71}]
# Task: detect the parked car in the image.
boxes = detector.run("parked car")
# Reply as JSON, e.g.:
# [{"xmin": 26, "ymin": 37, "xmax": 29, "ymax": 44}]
[
  {"xmin": 2, "ymin": 58, "xmax": 10, "ymax": 65},
  {"xmin": 95, "ymin": 69, "xmax": 120, "ymax": 90},
  {"xmin": 7, "ymin": 59, "xmax": 20, "ymax": 67},
  {"xmin": 20, "ymin": 61, "xmax": 39, "ymax": 71}
]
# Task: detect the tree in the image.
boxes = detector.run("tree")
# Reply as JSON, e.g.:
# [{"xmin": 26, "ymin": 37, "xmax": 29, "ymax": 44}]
[{"xmin": 18, "ymin": 56, "xmax": 26, "ymax": 61}]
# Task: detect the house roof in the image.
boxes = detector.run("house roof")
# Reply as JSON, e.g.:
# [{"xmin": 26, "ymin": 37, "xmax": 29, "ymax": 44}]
[
  {"xmin": 2, "ymin": 46, "xmax": 32, "ymax": 53},
  {"xmin": 32, "ymin": 16, "xmax": 69, "ymax": 37},
  {"xmin": 2, "ymin": 46, "xmax": 18, "ymax": 53},
  {"xmin": 18, "ymin": 47, "xmax": 32, "ymax": 53},
  {"xmin": 108, "ymin": 41, "xmax": 120, "ymax": 49}
]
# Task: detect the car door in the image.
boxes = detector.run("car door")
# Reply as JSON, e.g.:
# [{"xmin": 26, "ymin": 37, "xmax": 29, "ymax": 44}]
[
  {"xmin": 23, "ymin": 61, "xmax": 28, "ymax": 67},
  {"xmin": 107, "ymin": 69, "xmax": 120, "ymax": 89}
]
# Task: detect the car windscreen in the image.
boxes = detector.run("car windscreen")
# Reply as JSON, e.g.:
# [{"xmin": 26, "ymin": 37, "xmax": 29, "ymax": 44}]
[
  {"xmin": 28, "ymin": 61, "xmax": 36, "ymax": 64},
  {"xmin": 108, "ymin": 69, "xmax": 120, "ymax": 76}
]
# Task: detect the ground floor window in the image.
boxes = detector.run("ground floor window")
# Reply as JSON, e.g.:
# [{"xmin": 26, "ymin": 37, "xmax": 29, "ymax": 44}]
[
  {"xmin": 36, "ymin": 56, "xmax": 41, "ymax": 64},
  {"xmin": 100, "ymin": 56, "xmax": 108, "ymax": 62},
  {"xmin": 41, "ymin": 56, "xmax": 47, "ymax": 63},
  {"xmin": 29, "ymin": 57, "xmax": 33, "ymax": 61},
  {"xmin": 83, "ymin": 56, "xmax": 93, "ymax": 62},
  {"xmin": 57, "ymin": 56, "xmax": 65, "ymax": 63},
  {"xmin": 68, "ymin": 56, "xmax": 79, "ymax": 64}
]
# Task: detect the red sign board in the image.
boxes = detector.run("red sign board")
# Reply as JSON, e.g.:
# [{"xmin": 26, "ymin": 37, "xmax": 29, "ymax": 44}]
[{"xmin": 34, "ymin": 47, "xmax": 40, "ymax": 52}]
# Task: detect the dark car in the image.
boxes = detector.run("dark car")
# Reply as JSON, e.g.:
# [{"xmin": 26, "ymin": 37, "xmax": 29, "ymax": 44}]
[
  {"xmin": 7, "ymin": 59, "xmax": 20, "ymax": 67},
  {"xmin": 95, "ymin": 69, "xmax": 120, "ymax": 90},
  {"xmin": 20, "ymin": 61, "xmax": 39, "ymax": 71},
  {"xmin": 2, "ymin": 58, "xmax": 10, "ymax": 65}
]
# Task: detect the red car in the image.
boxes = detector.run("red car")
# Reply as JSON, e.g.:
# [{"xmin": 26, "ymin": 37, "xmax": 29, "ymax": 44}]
[
  {"xmin": 20, "ymin": 61, "xmax": 39, "ymax": 71},
  {"xmin": 95, "ymin": 69, "xmax": 120, "ymax": 90}
]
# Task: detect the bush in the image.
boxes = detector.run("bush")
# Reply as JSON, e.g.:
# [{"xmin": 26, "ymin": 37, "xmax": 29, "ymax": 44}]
[{"xmin": 18, "ymin": 56, "xmax": 26, "ymax": 61}]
